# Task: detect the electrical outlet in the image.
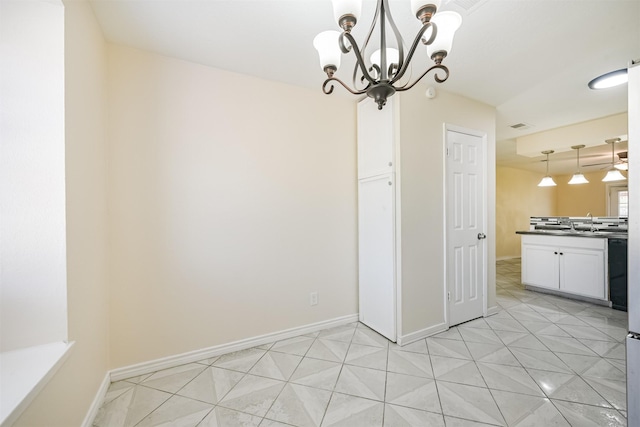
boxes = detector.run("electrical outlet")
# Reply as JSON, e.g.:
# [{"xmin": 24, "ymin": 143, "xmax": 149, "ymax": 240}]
[{"xmin": 310, "ymin": 292, "xmax": 318, "ymax": 306}]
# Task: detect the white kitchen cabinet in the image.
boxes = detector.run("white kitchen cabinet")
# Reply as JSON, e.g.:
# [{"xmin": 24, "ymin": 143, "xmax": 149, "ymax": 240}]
[
  {"xmin": 357, "ymin": 97, "xmax": 398, "ymax": 341},
  {"xmin": 521, "ymin": 234, "xmax": 607, "ymax": 300}
]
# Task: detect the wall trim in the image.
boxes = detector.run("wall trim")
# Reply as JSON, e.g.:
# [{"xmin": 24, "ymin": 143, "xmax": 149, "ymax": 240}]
[
  {"xmin": 397, "ymin": 322, "xmax": 448, "ymax": 346},
  {"xmin": 109, "ymin": 314, "xmax": 359, "ymax": 382},
  {"xmin": 81, "ymin": 372, "xmax": 110, "ymax": 427},
  {"xmin": 485, "ymin": 305, "xmax": 500, "ymax": 317},
  {"xmin": 496, "ymin": 256, "xmax": 520, "ymax": 261}
]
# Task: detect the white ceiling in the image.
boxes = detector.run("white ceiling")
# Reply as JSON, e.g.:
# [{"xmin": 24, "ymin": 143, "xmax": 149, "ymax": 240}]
[{"xmin": 89, "ymin": 0, "xmax": 640, "ymax": 174}]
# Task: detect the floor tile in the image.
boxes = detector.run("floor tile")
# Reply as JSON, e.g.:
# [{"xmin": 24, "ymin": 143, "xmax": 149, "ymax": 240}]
[
  {"xmin": 504, "ymin": 334, "xmax": 548, "ymax": 351},
  {"xmin": 436, "ymin": 382, "xmax": 505, "ymax": 426},
  {"xmin": 249, "ymin": 351, "xmax": 302, "ymax": 381},
  {"xmin": 265, "ymin": 383, "xmax": 332, "ymax": 427},
  {"xmin": 509, "ymin": 348, "xmax": 572, "ymax": 374},
  {"xmin": 584, "ymin": 377, "xmax": 627, "ymax": 411},
  {"xmin": 386, "ymin": 350, "xmax": 433, "ymax": 378},
  {"xmin": 317, "ymin": 325, "xmax": 356, "ymax": 343},
  {"xmin": 557, "ymin": 324, "xmax": 617, "ymax": 342},
  {"xmin": 527, "ymin": 369, "xmax": 610, "ymax": 407},
  {"xmin": 603, "ymin": 343, "xmax": 627, "ymax": 360},
  {"xmin": 140, "ymin": 363, "xmax": 207, "ymax": 393},
  {"xmin": 218, "ymin": 374, "xmax": 285, "ymax": 417},
  {"xmin": 102, "ymin": 380, "xmax": 135, "ymax": 405},
  {"xmin": 352, "ymin": 326, "xmax": 389, "ymax": 348},
  {"xmin": 431, "ymin": 356, "xmax": 486, "ymax": 387},
  {"xmin": 306, "ymin": 339, "xmax": 349, "ymax": 363},
  {"xmin": 290, "ymin": 358, "xmax": 342, "ymax": 391},
  {"xmin": 136, "ymin": 394, "xmax": 213, "ymax": 426},
  {"xmin": 459, "ymin": 327, "xmax": 502, "ymax": 345},
  {"xmin": 491, "ymin": 389, "xmax": 569, "ymax": 426},
  {"xmin": 552, "ymin": 400, "xmax": 627, "ymax": 427},
  {"xmin": 270, "ymin": 336, "xmax": 315, "ymax": 356},
  {"xmin": 198, "ymin": 406, "xmax": 262, "ymax": 426},
  {"xmin": 581, "ymin": 358, "xmax": 626, "ymax": 381},
  {"xmin": 430, "ymin": 328, "xmax": 464, "ymax": 341},
  {"xmin": 536, "ymin": 335, "xmax": 598, "ymax": 356},
  {"xmin": 383, "ymin": 404, "xmax": 445, "ymax": 427},
  {"xmin": 94, "ymin": 385, "xmax": 172, "ymax": 427},
  {"xmin": 443, "ymin": 416, "xmax": 500, "ymax": 426},
  {"xmin": 344, "ymin": 343, "xmax": 388, "ymax": 371},
  {"xmin": 485, "ymin": 317, "xmax": 528, "ymax": 333},
  {"xmin": 177, "ymin": 366, "xmax": 244, "ymax": 404},
  {"xmin": 465, "ymin": 342, "xmax": 520, "ymax": 367},
  {"xmin": 334, "ymin": 365, "xmax": 386, "ymax": 401},
  {"xmin": 476, "ymin": 363, "xmax": 543, "ymax": 397},
  {"xmin": 554, "ymin": 353, "xmax": 602, "ymax": 375},
  {"xmin": 196, "ymin": 356, "xmax": 221, "ymax": 366},
  {"xmin": 388, "ymin": 339, "xmax": 428, "ymax": 354},
  {"xmin": 213, "ymin": 348, "xmax": 267, "ymax": 373},
  {"xmin": 426, "ymin": 337, "xmax": 472, "ymax": 359},
  {"xmin": 321, "ymin": 393, "xmax": 383, "ymax": 427},
  {"xmin": 385, "ymin": 372, "xmax": 441, "ymax": 413}
]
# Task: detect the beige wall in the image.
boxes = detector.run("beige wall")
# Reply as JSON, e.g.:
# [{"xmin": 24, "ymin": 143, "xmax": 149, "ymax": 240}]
[
  {"xmin": 107, "ymin": 45, "xmax": 358, "ymax": 368},
  {"xmin": 555, "ymin": 170, "xmax": 610, "ymax": 216},
  {"xmin": 398, "ymin": 87, "xmax": 496, "ymax": 335},
  {"xmin": 15, "ymin": 0, "xmax": 110, "ymax": 425},
  {"xmin": 496, "ymin": 167, "xmax": 556, "ymax": 259}
]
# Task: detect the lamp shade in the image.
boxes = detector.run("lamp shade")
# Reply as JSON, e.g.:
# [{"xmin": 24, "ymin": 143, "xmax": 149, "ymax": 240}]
[
  {"xmin": 568, "ymin": 173, "xmax": 589, "ymax": 185},
  {"xmin": 410, "ymin": 0, "xmax": 442, "ymax": 17},
  {"xmin": 331, "ymin": 0, "xmax": 362, "ymax": 25},
  {"xmin": 538, "ymin": 176, "xmax": 557, "ymax": 187},
  {"xmin": 602, "ymin": 169, "xmax": 627, "ymax": 182},
  {"xmin": 370, "ymin": 48, "xmax": 400, "ymax": 69},
  {"xmin": 313, "ymin": 31, "xmax": 342, "ymax": 71},
  {"xmin": 426, "ymin": 11, "xmax": 462, "ymax": 58}
]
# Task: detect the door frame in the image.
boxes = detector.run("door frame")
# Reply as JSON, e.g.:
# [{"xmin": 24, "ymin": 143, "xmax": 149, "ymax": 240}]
[{"xmin": 443, "ymin": 124, "xmax": 489, "ymax": 327}]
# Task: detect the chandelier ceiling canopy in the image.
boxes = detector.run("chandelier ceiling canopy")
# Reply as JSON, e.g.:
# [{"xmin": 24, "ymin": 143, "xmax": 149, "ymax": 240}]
[{"xmin": 314, "ymin": 0, "xmax": 462, "ymax": 110}]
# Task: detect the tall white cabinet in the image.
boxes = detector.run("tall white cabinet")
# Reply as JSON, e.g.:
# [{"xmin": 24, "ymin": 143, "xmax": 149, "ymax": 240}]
[{"xmin": 357, "ymin": 97, "xmax": 399, "ymax": 341}]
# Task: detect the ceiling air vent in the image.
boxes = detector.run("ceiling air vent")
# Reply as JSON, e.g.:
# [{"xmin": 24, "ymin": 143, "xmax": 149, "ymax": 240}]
[{"xmin": 509, "ymin": 122, "xmax": 531, "ymax": 130}]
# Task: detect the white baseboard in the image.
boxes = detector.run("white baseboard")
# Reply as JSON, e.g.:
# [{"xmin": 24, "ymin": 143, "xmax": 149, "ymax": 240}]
[
  {"xmin": 485, "ymin": 305, "xmax": 500, "ymax": 317},
  {"xmin": 396, "ymin": 322, "xmax": 448, "ymax": 346},
  {"xmin": 81, "ymin": 372, "xmax": 110, "ymax": 427},
  {"xmin": 496, "ymin": 256, "xmax": 520, "ymax": 261},
  {"xmin": 109, "ymin": 313, "xmax": 359, "ymax": 382}
]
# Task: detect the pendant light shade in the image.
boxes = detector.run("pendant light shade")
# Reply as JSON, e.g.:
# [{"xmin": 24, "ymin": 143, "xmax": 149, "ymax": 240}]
[
  {"xmin": 568, "ymin": 145, "xmax": 589, "ymax": 185},
  {"xmin": 538, "ymin": 150, "xmax": 557, "ymax": 187},
  {"xmin": 601, "ymin": 138, "xmax": 627, "ymax": 182}
]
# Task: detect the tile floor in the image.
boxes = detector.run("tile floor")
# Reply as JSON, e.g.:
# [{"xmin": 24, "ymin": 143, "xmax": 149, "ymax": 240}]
[{"xmin": 94, "ymin": 258, "xmax": 629, "ymax": 426}]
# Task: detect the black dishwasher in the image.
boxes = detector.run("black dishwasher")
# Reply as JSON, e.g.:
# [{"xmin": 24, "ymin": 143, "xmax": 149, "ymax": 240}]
[{"xmin": 608, "ymin": 238, "xmax": 628, "ymax": 311}]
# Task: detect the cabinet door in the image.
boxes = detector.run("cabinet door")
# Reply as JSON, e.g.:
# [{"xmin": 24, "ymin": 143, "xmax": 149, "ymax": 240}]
[
  {"xmin": 358, "ymin": 174, "xmax": 396, "ymax": 341},
  {"xmin": 560, "ymin": 248, "xmax": 605, "ymax": 299},
  {"xmin": 522, "ymin": 244, "xmax": 559, "ymax": 290},
  {"xmin": 357, "ymin": 97, "xmax": 394, "ymax": 179}
]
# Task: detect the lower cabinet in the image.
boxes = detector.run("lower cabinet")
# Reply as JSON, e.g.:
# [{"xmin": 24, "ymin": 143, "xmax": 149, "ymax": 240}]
[{"xmin": 521, "ymin": 235, "xmax": 607, "ymax": 300}]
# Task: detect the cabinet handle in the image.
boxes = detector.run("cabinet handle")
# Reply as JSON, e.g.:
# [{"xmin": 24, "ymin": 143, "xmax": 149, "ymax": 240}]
[
  {"xmin": 388, "ymin": 181, "xmax": 392, "ymax": 186},
  {"xmin": 554, "ymin": 252, "xmax": 558, "ymax": 255},
  {"xmin": 388, "ymin": 162, "xmax": 393, "ymax": 167},
  {"xmin": 560, "ymin": 252, "xmax": 563, "ymax": 256}
]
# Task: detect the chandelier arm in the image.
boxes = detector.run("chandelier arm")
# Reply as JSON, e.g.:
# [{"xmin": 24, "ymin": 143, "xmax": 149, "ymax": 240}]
[
  {"xmin": 394, "ymin": 64, "xmax": 449, "ymax": 92},
  {"xmin": 381, "ymin": 0, "xmax": 405, "ymax": 78},
  {"xmin": 390, "ymin": 22, "xmax": 436, "ymax": 85},
  {"xmin": 341, "ymin": 32, "xmax": 377, "ymax": 87},
  {"xmin": 322, "ymin": 76, "xmax": 369, "ymax": 96}
]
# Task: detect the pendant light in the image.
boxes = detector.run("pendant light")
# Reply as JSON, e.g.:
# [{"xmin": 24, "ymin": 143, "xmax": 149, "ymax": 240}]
[
  {"xmin": 602, "ymin": 138, "xmax": 627, "ymax": 182},
  {"xmin": 568, "ymin": 145, "xmax": 589, "ymax": 184},
  {"xmin": 538, "ymin": 150, "xmax": 557, "ymax": 187}
]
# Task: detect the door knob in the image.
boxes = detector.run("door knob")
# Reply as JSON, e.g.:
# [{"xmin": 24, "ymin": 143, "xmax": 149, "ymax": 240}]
[{"xmin": 477, "ymin": 233, "xmax": 486, "ymax": 240}]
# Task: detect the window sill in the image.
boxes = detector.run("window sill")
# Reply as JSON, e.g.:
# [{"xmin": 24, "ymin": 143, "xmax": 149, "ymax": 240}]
[{"xmin": 0, "ymin": 341, "xmax": 74, "ymax": 426}]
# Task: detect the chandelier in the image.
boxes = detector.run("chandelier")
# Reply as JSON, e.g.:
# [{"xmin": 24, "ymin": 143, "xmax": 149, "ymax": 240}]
[{"xmin": 313, "ymin": 0, "xmax": 462, "ymax": 110}]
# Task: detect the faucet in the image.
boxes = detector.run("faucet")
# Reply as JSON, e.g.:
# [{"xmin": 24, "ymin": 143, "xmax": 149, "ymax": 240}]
[
  {"xmin": 586, "ymin": 212, "xmax": 597, "ymax": 232},
  {"xmin": 561, "ymin": 218, "xmax": 576, "ymax": 232}
]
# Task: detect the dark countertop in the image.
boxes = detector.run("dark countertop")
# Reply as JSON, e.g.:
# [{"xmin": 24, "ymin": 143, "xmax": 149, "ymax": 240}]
[{"xmin": 516, "ymin": 230, "xmax": 628, "ymax": 240}]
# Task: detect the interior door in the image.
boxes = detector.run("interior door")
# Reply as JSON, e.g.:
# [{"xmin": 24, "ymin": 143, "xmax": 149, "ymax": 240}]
[
  {"xmin": 358, "ymin": 174, "xmax": 396, "ymax": 341},
  {"xmin": 446, "ymin": 129, "xmax": 486, "ymax": 326}
]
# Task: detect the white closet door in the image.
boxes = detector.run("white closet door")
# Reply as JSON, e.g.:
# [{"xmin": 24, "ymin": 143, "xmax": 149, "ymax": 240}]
[
  {"xmin": 357, "ymin": 98, "xmax": 394, "ymax": 179},
  {"xmin": 358, "ymin": 174, "xmax": 396, "ymax": 341}
]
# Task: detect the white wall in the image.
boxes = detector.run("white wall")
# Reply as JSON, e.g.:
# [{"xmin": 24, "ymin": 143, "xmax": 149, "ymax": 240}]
[
  {"xmin": 0, "ymin": 0, "xmax": 67, "ymax": 352},
  {"xmin": 107, "ymin": 45, "xmax": 358, "ymax": 368},
  {"xmin": 398, "ymin": 86, "xmax": 496, "ymax": 334},
  {"xmin": 14, "ymin": 0, "xmax": 111, "ymax": 424}
]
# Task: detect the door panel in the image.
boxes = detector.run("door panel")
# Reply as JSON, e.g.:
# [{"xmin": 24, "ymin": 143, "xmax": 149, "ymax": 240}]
[
  {"xmin": 446, "ymin": 130, "xmax": 485, "ymax": 327},
  {"xmin": 358, "ymin": 174, "xmax": 396, "ymax": 341}
]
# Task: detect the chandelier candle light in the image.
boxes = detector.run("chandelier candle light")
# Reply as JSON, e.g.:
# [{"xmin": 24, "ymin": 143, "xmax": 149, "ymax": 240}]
[{"xmin": 313, "ymin": 0, "xmax": 462, "ymax": 110}]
